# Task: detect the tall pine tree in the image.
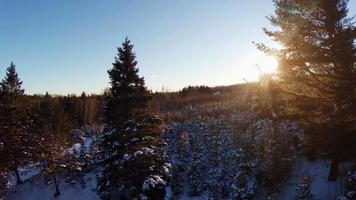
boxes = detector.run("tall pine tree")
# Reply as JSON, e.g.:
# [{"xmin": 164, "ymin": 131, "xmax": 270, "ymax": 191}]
[
  {"xmin": 98, "ymin": 38, "xmax": 168, "ymax": 199},
  {"xmin": 0, "ymin": 63, "xmax": 36, "ymax": 184},
  {"xmin": 258, "ymin": 0, "xmax": 356, "ymax": 181}
]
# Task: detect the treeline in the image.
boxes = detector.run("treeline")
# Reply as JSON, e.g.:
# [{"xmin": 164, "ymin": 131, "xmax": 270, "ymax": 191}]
[
  {"xmin": 28, "ymin": 92, "xmax": 104, "ymax": 128},
  {"xmin": 179, "ymin": 85, "xmax": 212, "ymax": 97},
  {"xmin": 151, "ymin": 83, "xmax": 260, "ymax": 114},
  {"xmin": 150, "ymin": 83, "xmax": 263, "ymax": 124}
]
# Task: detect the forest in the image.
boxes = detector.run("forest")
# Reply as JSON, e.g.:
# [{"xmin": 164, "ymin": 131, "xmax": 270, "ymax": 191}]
[{"xmin": 0, "ymin": 0, "xmax": 355, "ymax": 200}]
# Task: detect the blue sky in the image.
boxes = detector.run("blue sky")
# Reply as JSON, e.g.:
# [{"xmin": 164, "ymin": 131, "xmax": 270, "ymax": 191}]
[{"xmin": 0, "ymin": 1, "xmax": 355, "ymax": 95}]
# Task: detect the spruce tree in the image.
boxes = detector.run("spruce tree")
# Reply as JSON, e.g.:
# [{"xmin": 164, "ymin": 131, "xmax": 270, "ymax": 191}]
[
  {"xmin": 98, "ymin": 38, "xmax": 167, "ymax": 199},
  {"xmin": 258, "ymin": 0, "xmax": 356, "ymax": 181},
  {"xmin": 0, "ymin": 63, "xmax": 35, "ymax": 184}
]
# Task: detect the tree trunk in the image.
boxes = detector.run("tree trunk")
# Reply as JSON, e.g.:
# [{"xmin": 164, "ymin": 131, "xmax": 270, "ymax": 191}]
[
  {"xmin": 328, "ymin": 158, "xmax": 339, "ymax": 181},
  {"xmin": 15, "ymin": 168, "xmax": 22, "ymax": 184},
  {"xmin": 53, "ymin": 172, "xmax": 60, "ymax": 197},
  {"xmin": 13, "ymin": 157, "xmax": 22, "ymax": 184}
]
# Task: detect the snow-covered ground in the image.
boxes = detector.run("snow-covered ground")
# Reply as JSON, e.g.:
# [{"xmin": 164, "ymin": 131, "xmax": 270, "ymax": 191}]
[
  {"xmin": 7, "ymin": 172, "xmax": 99, "ymax": 200},
  {"xmin": 165, "ymin": 158, "xmax": 350, "ymax": 200},
  {"xmin": 8, "ymin": 163, "xmax": 42, "ymax": 186},
  {"xmin": 258, "ymin": 158, "xmax": 349, "ymax": 200},
  {"xmin": 277, "ymin": 158, "xmax": 350, "ymax": 200},
  {"xmin": 4, "ymin": 125, "xmax": 351, "ymax": 200},
  {"xmin": 5, "ymin": 158, "xmax": 350, "ymax": 200},
  {"xmin": 6, "ymin": 132, "xmax": 101, "ymax": 200}
]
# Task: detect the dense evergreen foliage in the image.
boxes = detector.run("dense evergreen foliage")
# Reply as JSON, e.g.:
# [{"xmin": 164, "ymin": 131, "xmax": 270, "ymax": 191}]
[
  {"xmin": 258, "ymin": 0, "xmax": 356, "ymax": 181},
  {"xmin": 0, "ymin": 63, "xmax": 35, "ymax": 184},
  {"xmin": 98, "ymin": 38, "xmax": 168, "ymax": 199}
]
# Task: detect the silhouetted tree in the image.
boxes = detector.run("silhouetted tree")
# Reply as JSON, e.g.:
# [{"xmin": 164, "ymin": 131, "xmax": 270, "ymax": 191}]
[
  {"xmin": 0, "ymin": 63, "xmax": 36, "ymax": 184},
  {"xmin": 98, "ymin": 38, "xmax": 168, "ymax": 199},
  {"xmin": 258, "ymin": 0, "xmax": 356, "ymax": 181}
]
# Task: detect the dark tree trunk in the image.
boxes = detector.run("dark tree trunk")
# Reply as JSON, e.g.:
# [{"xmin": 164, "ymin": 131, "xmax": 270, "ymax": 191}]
[
  {"xmin": 13, "ymin": 157, "xmax": 22, "ymax": 184},
  {"xmin": 15, "ymin": 168, "xmax": 22, "ymax": 184},
  {"xmin": 328, "ymin": 158, "xmax": 339, "ymax": 181},
  {"xmin": 53, "ymin": 172, "xmax": 60, "ymax": 197},
  {"xmin": 42, "ymin": 160, "xmax": 46, "ymax": 169}
]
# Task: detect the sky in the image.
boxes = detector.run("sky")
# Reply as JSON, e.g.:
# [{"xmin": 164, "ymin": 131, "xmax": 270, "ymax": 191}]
[{"xmin": 0, "ymin": 0, "xmax": 355, "ymax": 95}]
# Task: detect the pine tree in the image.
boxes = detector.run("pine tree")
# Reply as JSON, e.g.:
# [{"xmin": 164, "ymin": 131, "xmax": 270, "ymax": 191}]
[
  {"xmin": 0, "ymin": 72, "xmax": 8, "ymax": 200},
  {"xmin": 258, "ymin": 0, "xmax": 356, "ymax": 181},
  {"xmin": 98, "ymin": 38, "xmax": 167, "ymax": 199},
  {"xmin": 0, "ymin": 63, "xmax": 35, "ymax": 184}
]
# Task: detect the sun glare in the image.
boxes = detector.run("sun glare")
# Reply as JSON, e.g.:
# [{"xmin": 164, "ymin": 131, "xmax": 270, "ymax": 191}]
[
  {"xmin": 241, "ymin": 52, "xmax": 279, "ymax": 82},
  {"xmin": 256, "ymin": 54, "xmax": 278, "ymax": 74}
]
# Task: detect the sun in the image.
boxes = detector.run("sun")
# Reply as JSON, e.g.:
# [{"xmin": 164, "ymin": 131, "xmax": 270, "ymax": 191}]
[
  {"xmin": 241, "ymin": 52, "xmax": 279, "ymax": 82},
  {"xmin": 255, "ymin": 53, "xmax": 278, "ymax": 74}
]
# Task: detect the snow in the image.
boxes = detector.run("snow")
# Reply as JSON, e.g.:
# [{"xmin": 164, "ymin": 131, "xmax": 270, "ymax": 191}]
[
  {"xmin": 122, "ymin": 153, "xmax": 130, "ymax": 161},
  {"xmin": 142, "ymin": 175, "xmax": 166, "ymax": 191},
  {"xmin": 133, "ymin": 150, "xmax": 143, "ymax": 157},
  {"xmin": 3, "ymin": 112, "xmax": 353, "ymax": 200},
  {"xmin": 68, "ymin": 137, "xmax": 94, "ymax": 154},
  {"xmin": 7, "ymin": 172, "xmax": 100, "ymax": 200},
  {"xmin": 165, "ymin": 158, "xmax": 351, "ymax": 200},
  {"xmin": 164, "ymin": 186, "xmax": 172, "ymax": 200},
  {"xmin": 5, "ymin": 145, "xmax": 352, "ymax": 200},
  {"xmin": 104, "ymin": 129, "xmax": 115, "ymax": 136},
  {"xmin": 143, "ymin": 147, "xmax": 154, "ymax": 155},
  {"xmin": 165, "ymin": 186, "xmax": 207, "ymax": 200},
  {"xmin": 84, "ymin": 137, "xmax": 94, "ymax": 150},
  {"xmin": 163, "ymin": 166, "xmax": 170, "ymax": 174},
  {"xmin": 163, "ymin": 112, "xmax": 350, "ymax": 200},
  {"xmin": 9, "ymin": 163, "xmax": 42, "ymax": 187},
  {"xmin": 5, "ymin": 128, "xmax": 102, "ymax": 200},
  {"xmin": 277, "ymin": 158, "xmax": 350, "ymax": 200}
]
